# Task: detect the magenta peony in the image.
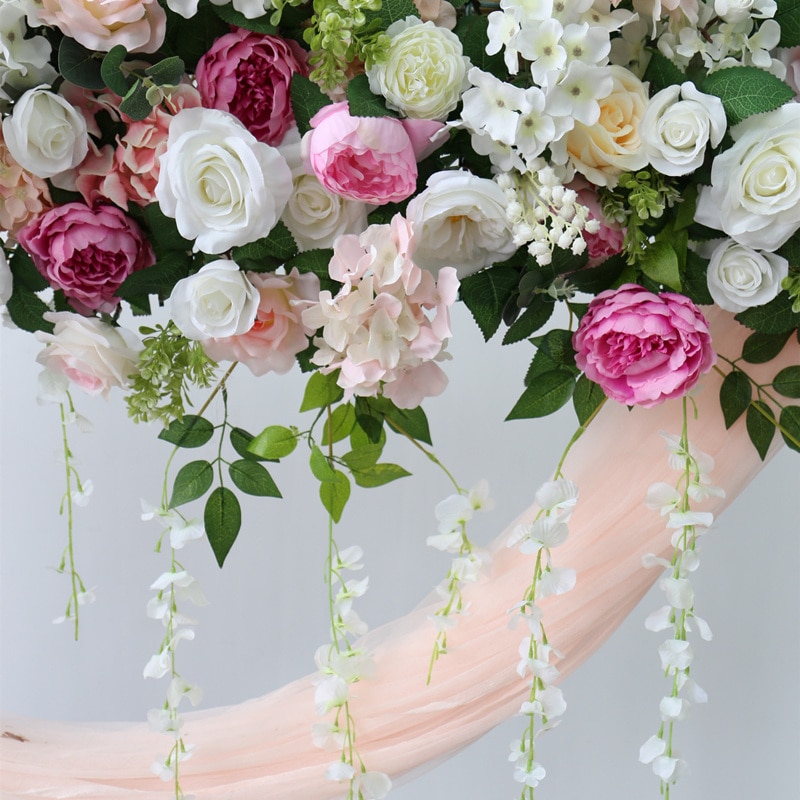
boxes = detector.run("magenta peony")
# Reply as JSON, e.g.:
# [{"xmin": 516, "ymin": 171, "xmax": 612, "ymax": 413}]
[
  {"xmin": 572, "ymin": 285, "xmax": 716, "ymax": 408},
  {"xmin": 196, "ymin": 28, "xmax": 307, "ymax": 147},
  {"xmin": 18, "ymin": 202, "xmax": 154, "ymax": 314}
]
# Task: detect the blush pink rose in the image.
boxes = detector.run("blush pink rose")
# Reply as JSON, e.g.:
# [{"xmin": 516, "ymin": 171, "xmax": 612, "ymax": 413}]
[
  {"xmin": 301, "ymin": 102, "xmax": 444, "ymax": 205},
  {"xmin": 196, "ymin": 29, "xmax": 307, "ymax": 147},
  {"xmin": 203, "ymin": 268, "xmax": 320, "ymax": 376},
  {"xmin": 18, "ymin": 202, "xmax": 155, "ymax": 314},
  {"xmin": 572, "ymin": 284, "xmax": 716, "ymax": 408}
]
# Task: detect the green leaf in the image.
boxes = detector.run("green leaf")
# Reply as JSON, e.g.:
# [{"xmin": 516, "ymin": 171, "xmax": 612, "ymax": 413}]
[
  {"xmin": 780, "ymin": 406, "xmax": 800, "ymax": 452},
  {"xmin": 58, "ymin": 38, "xmax": 105, "ymax": 90},
  {"xmin": 291, "ymin": 73, "xmax": 331, "ymax": 136},
  {"xmin": 300, "ymin": 370, "xmax": 344, "ymax": 411},
  {"xmin": 322, "ymin": 403, "xmax": 356, "ymax": 446},
  {"xmin": 573, "ymin": 374, "xmax": 606, "ymax": 426},
  {"xmin": 746, "ymin": 400, "xmax": 776, "ymax": 460},
  {"xmin": 506, "ymin": 369, "xmax": 576, "ymax": 420},
  {"xmin": 210, "ymin": 0, "xmax": 277, "ymax": 32},
  {"xmin": 776, "ymin": 231, "xmax": 800, "ymax": 266},
  {"xmin": 503, "ymin": 298, "xmax": 554, "ymax": 345},
  {"xmin": 368, "ymin": 0, "xmax": 417, "ymax": 26},
  {"xmin": 230, "ymin": 427, "xmax": 271, "ymax": 461},
  {"xmin": 741, "ymin": 330, "xmax": 793, "ymax": 364},
  {"xmin": 459, "ymin": 266, "xmax": 520, "ymax": 341},
  {"xmin": 382, "ymin": 403, "xmax": 433, "ymax": 445},
  {"xmin": 530, "ymin": 328, "xmax": 577, "ymax": 369},
  {"xmin": 158, "ymin": 415, "xmax": 214, "ymax": 448},
  {"xmin": 642, "ymin": 50, "xmax": 686, "ymax": 93},
  {"xmin": 701, "ymin": 66, "xmax": 795, "ymax": 126},
  {"xmin": 142, "ymin": 202, "xmax": 194, "ymax": 253},
  {"xmin": 453, "ymin": 14, "xmax": 507, "ymax": 76},
  {"xmin": 205, "ymin": 487, "xmax": 242, "ymax": 567},
  {"xmin": 161, "ymin": 1, "xmax": 229, "ymax": 71},
  {"xmin": 341, "ymin": 443, "xmax": 384, "ymax": 471},
  {"xmin": 116, "ymin": 252, "xmax": 193, "ymax": 302},
  {"xmin": 640, "ymin": 240, "xmax": 682, "ymax": 292},
  {"xmin": 682, "ymin": 250, "xmax": 714, "ymax": 306},
  {"xmin": 346, "ymin": 73, "xmax": 399, "ymax": 118},
  {"xmin": 100, "ymin": 45, "xmax": 132, "ymax": 96},
  {"xmin": 232, "ymin": 221, "xmax": 298, "ymax": 265},
  {"xmin": 735, "ymin": 292, "xmax": 800, "ymax": 334},
  {"xmin": 229, "ymin": 460, "xmax": 282, "ymax": 497},
  {"xmin": 773, "ymin": 366, "xmax": 800, "ymax": 398},
  {"xmin": 310, "ymin": 444, "xmax": 337, "ymax": 481},
  {"xmin": 353, "ymin": 400, "xmax": 386, "ymax": 445},
  {"xmin": 569, "ymin": 254, "xmax": 626, "ymax": 294},
  {"xmin": 776, "ymin": 0, "xmax": 800, "ymax": 47},
  {"xmin": 145, "ymin": 56, "xmax": 186, "ymax": 86},
  {"xmin": 5, "ymin": 288, "xmax": 53, "ymax": 333},
  {"xmin": 319, "ymin": 470, "xmax": 350, "ymax": 523},
  {"xmin": 719, "ymin": 370, "xmax": 752, "ymax": 429},
  {"xmin": 352, "ymin": 463, "xmax": 411, "ymax": 488},
  {"xmin": 119, "ymin": 79, "xmax": 153, "ymax": 121},
  {"xmin": 248, "ymin": 425, "xmax": 298, "ymax": 459},
  {"xmin": 170, "ymin": 460, "xmax": 213, "ymax": 507},
  {"xmin": 8, "ymin": 246, "xmax": 47, "ymax": 292}
]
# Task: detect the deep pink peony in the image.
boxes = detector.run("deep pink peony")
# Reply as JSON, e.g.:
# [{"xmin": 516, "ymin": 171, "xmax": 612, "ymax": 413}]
[
  {"xmin": 196, "ymin": 28, "xmax": 307, "ymax": 147},
  {"xmin": 18, "ymin": 202, "xmax": 154, "ymax": 314},
  {"xmin": 572, "ymin": 284, "xmax": 716, "ymax": 408},
  {"xmin": 302, "ymin": 102, "xmax": 443, "ymax": 205}
]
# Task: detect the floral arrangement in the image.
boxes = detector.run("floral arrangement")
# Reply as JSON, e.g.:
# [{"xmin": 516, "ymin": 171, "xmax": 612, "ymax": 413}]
[{"xmin": 1, "ymin": 0, "xmax": 799, "ymax": 797}]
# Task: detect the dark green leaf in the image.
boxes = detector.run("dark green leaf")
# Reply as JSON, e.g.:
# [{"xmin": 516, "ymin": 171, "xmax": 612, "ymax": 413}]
[
  {"xmin": 58, "ymin": 38, "xmax": 105, "ymax": 90},
  {"xmin": 382, "ymin": 403, "xmax": 432, "ymax": 445},
  {"xmin": 780, "ymin": 406, "xmax": 800, "ymax": 452},
  {"xmin": 460, "ymin": 265, "xmax": 520, "ymax": 341},
  {"xmin": 776, "ymin": 231, "xmax": 800, "ymax": 266},
  {"xmin": 170, "ymin": 460, "xmax": 213, "ymax": 507},
  {"xmin": 503, "ymin": 298, "xmax": 554, "ymax": 345},
  {"xmin": 232, "ymin": 221, "xmax": 298, "ymax": 265},
  {"xmin": 158, "ymin": 415, "xmax": 214, "ymax": 448},
  {"xmin": 319, "ymin": 470, "xmax": 350, "ymax": 523},
  {"xmin": 367, "ymin": 0, "xmax": 417, "ymax": 26},
  {"xmin": 341, "ymin": 443, "xmax": 384, "ymax": 471},
  {"xmin": 5, "ymin": 287, "xmax": 54, "ymax": 334},
  {"xmin": 291, "ymin": 73, "xmax": 332, "ymax": 136},
  {"xmin": 701, "ymin": 66, "xmax": 795, "ymax": 126},
  {"xmin": 119, "ymin": 80, "xmax": 153, "ymax": 121},
  {"xmin": 741, "ymin": 330, "xmax": 793, "ymax": 363},
  {"xmin": 569, "ymin": 254, "xmax": 626, "ymax": 294},
  {"xmin": 682, "ymin": 250, "xmax": 713, "ymax": 305},
  {"xmin": 230, "ymin": 427, "xmax": 274, "ymax": 461},
  {"xmin": 776, "ymin": 0, "xmax": 800, "ymax": 47},
  {"xmin": 353, "ymin": 399, "xmax": 386, "ymax": 445},
  {"xmin": 300, "ymin": 370, "xmax": 344, "ymax": 411},
  {"xmin": 205, "ymin": 487, "xmax": 241, "ymax": 567},
  {"xmin": 719, "ymin": 370, "xmax": 752, "ymax": 429},
  {"xmin": 100, "ymin": 45, "xmax": 132, "ymax": 96},
  {"xmin": 642, "ymin": 50, "xmax": 686, "ymax": 93},
  {"xmin": 321, "ymin": 403, "xmax": 356, "ymax": 446},
  {"xmin": 8, "ymin": 246, "xmax": 47, "ymax": 292},
  {"xmin": 142, "ymin": 202, "xmax": 193, "ymax": 253},
  {"xmin": 746, "ymin": 400, "xmax": 776, "ymax": 460},
  {"xmin": 116, "ymin": 252, "xmax": 193, "ymax": 302},
  {"xmin": 310, "ymin": 444, "xmax": 337, "ymax": 481},
  {"xmin": 352, "ymin": 463, "xmax": 411, "ymax": 488},
  {"xmin": 146, "ymin": 56, "xmax": 186, "ymax": 86},
  {"xmin": 573, "ymin": 374, "xmax": 606, "ymax": 425},
  {"xmin": 229, "ymin": 460, "xmax": 282, "ymax": 497},
  {"xmin": 346, "ymin": 73, "xmax": 399, "ymax": 118},
  {"xmin": 286, "ymin": 248, "xmax": 336, "ymax": 291},
  {"xmin": 736, "ymin": 292, "xmax": 800, "ymax": 334},
  {"xmin": 453, "ymin": 14, "xmax": 507, "ymax": 76},
  {"xmin": 640, "ymin": 241, "xmax": 682, "ymax": 292},
  {"xmin": 248, "ymin": 425, "xmax": 298, "ymax": 459},
  {"xmin": 773, "ymin": 366, "xmax": 800, "ymax": 398},
  {"xmin": 506, "ymin": 369, "xmax": 576, "ymax": 420},
  {"xmin": 161, "ymin": 1, "xmax": 229, "ymax": 71}
]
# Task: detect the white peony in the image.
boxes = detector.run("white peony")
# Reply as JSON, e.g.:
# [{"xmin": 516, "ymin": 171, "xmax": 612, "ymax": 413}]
[
  {"xmin": 35, "ymin": 312, "xmax": 141, "ymax": 397},
  {"xmin": 1, "ymin": 85, "xmax": 88, "ymax": 178},
  {"xmin": 169, "ymin": 260, "xmax": 260, "ymax": 340},
  {"xmin": 641, "ymin": 82, "xmax": 726, "ymax": 176},
  {"xmin": 0, "ymin": 248, "xmax": 11, "ymax": 306},
  {"xmin": 367, "ymin": 16, "xmax": 470, "ymax": 121},
  {"xmin": 406, "ymin": 170, "xmax": 517, "ymax": 277},
  {"xmin": 155, "ymin": 107, "xmax": 292, "ymax": 254},
  {"xmin": 695, "ymin": 103, "xmax": 800, "ymax": 252},
  {"xmin": 705, "ymin": 238, "xmax": 789, "ymax": 313}
]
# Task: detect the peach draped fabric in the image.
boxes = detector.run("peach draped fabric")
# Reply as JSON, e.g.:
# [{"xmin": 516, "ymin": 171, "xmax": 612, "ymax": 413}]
[{"xmin": 2, "ymin": 311, "xmax": 797, "ymax": 799}]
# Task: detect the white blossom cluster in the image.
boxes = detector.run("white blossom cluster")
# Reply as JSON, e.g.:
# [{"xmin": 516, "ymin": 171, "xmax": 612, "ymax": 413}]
[
  {"xmin": 506, "ymin": 478, "xmax": 578, "ymax": 794},
  {"xmin": 639, "ymin": 430, "xmax": 724, "ymax": 791}
]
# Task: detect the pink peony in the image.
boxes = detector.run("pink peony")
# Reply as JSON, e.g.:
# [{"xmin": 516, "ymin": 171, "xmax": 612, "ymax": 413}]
[
  {"xmin": 203, "ymin": 269, "xmax": 320, "ymax": 376},
  {"xmin": 196, "ymin": 29, "xmax": 307, "ymax": 147},
  {"xmin": 18, "ymin": 202, "xmax": 155, "ymax": 314},
  {"xmin": 572, "ymin": 284, "xmax": 716, "ymax": 408},
  {"xmin": 301, "ymin": 102, "xmax": 444, "ymax": 205}
]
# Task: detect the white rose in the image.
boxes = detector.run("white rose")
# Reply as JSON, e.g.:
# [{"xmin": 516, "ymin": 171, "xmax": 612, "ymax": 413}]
[
  {"xmin": 367, "ymin": 17, "xmax": 470, "ymax": 120},
  {"xmin": 407, "ymin": 170, "xmax": 517, "ymax": 277},
  {"xmin": 705, "ymin": 238, "xmax": 789, "ymax": 312},
  {"xmin": 641, "ymin": 82, "xmax": 726, "ymax": 176},
  {"xmin": 35, "ymin": 312, "xmax": 142, "ymax": 397},
  {"xmin": 695, "ymin": 103, "xmax": 800, "ymax": 251},
  {"xmin": 0, "ymin": 248, "xmax": 11, "ymax": 306},
  {"xmin": 156, "ymin": 107, "xmax": 292, "ymax": 254},
  {"xmin": 169, "ymin": 260, "xmax": 260, "ymax": 340},
  {"xmin": 1, "ymin": 85, "xmax": 88, "ymax": 178}
]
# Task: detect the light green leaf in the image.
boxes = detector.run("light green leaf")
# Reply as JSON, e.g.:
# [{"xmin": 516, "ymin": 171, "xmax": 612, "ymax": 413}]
[
  {"xmin": 640, "ymin": 241, "xmax": 681, "ymax": 292},
  {"xmin": 205, "ymin": 487, "xmax": 242, "ymax": 567},
  {"xmin": 321, "ymin": 403, "xmax": 356, "ymax": 446},
  {"xmin": 352, "ymin": 463, "xmax": 411, "ymax": 488},
  {"xmin": 229, "ymin": 460, "xmax": 282, "ymax": 497},
  {"xmin": 248, "ymin": 425, "xmax": 298, "ymax": 459},
  {"xmin": 170, "ymin": 460, "xmax": 213, "ymax": 507},
  {"xmin": 300, "ymin": 370, "xmax": 344, "ymax": 411},
  {"xmin": 319, "ymin": 471, "xmax": 350, "ymax": 523},
  {"xmin": 158, "ymin": 415, "xmax": 215, "ymax": 448},
  {"xmin": 310, "ymin": 444, "xmax": 337, "ymax": 481},
  {"xmin": 341, "ymin": 444, "xmax": 384, "ymax": 472}
]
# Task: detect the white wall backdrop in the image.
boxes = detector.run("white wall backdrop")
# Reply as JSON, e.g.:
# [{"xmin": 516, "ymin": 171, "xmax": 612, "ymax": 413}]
[{"xmin": 1, "ymin": 302, "xmax": 798, "ymax": 798}]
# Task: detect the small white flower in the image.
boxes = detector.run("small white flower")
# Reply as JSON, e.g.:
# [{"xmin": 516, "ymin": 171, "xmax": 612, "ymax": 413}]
[
  {"xmin": 70, "ymin": 480, "xmax": 94, "ymax": 507},
  {"xmin": 311, "ymin": 722, "xmax": 344, "ymax": 750},
  {"xmin": 313, "ymin": 674, "xmax": 349, "ymax": 715},
  {"xmin": 658, "ymin": 639, "xmax": 694, "ymax": 672},
  {"xmin": 639, "ymin": 734, "xmax": 666, "ymax": 764},
  {"xmin": 537, "ymin": 566, "xmax": 576, "ymax": 597},
  {"xmin": 434, "ymin": 492, "xmax": 474, "ymax": 533},
  {"xmin": 468, "ymin": 479, "xmax": 494, "ymax": 511},
  {"xmin": 534, "ymin": 479, "xmax": 578, "ymax": 515},
  {"xmin": 325, "ymin": 760, "xmax": 355, "ymax": 782},
  {"xmin": 353, "ymin": 770, "xmax": 392, "ymax": 800},
  {"xmin": 659, "ymin": 695, "xmax": 690, "ymax": 722},
  {"xmin": 147, "ymin": 708, "xmax": 183, "ymax": 736},
  {"xmin": 143, "ymin": 650, "xmax": 172, "ymax": 680}
]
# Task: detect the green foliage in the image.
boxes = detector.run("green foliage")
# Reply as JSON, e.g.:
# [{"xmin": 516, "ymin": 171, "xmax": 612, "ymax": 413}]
[
  {"xmin": 700, "ymin": 66, "xmax": 795, "ymax": 126},
  {"xmin": 145, "ymin": 56, "xmax": 185, "ymax": 86},
  {"xmin": 525, "ymin": 329, "xmax": 577, "ymax": 385},
  {"xmin": 503, "ymin": 298, "xmax": 554, "ymax": 345},
  {"xmin": 249, "ymin": 425, "xmax": 299, "ymax": 459},
  {"xmin": 5, "ymin": 286, "xmax": 53, "ymax": 334},
  {"xmin": 682, "ymin": 251, "xmax": 714, "ymax": 305},
  {"xmin": 640, "ymin": 241, "xmax": 682, "ymax": 292},
  {"xmin": 780, "ymin": 406, "xmax": 800, "ymax": 452},
  {"xmin": 369, "ymin": 0, "xmax": 418, "ymax": 26},
  {"xmin": 573, "ymin": 375, "xmax": 606, "ymax": 426},
  {"xmin": 340, "ymin": 443, "xmax": 384, "ymax": 471},
  {"xmin": 158, "ymin": 414, "xmax": 215, "ymax": 448},
  {"xmin": 741, "ymin": 330, "xmax": 793, "ymax": 364},
  {"xmin": 506, "ymin": 370, "xmax": 576, "ymax": 420},
  {"xmin": 205, "ymin": 487, "xmax": 242, "ymax": 567},
  {"xmin": 300, "ymin": 370, "xmax": 344, "ymax": 411},
  {"xmin": 170, "ymin": 460, "xmax": 214, "ymax": 507},
  {"xmin": 161, "ymin": 0, "xmax": 229, "ymax": 71},
  {"xmin": 119, "ymin": 79, "xmax": 154, "ymax": 122},
  {"xmin": 570, "ymin": 254, "xmax": 626, "ymax": 295},
  {"xmin": 719, "ymin": 370, "xmax": 752, "ymax": 429},
  {"xmin": 746, "ymin": 400, "xmax": 776, "ymax": 460},
  {"xmin": 454, "ymin": 14, "xmax": 507, "ymax": 77},
  {"xmin": 290, "ymin": 73, "xmax": 332, "ymax": 134},
  {"xmin": 351, "ymin": 463, "xmax": 411, "ymax": 487},
  {"xmin": 322, "ymin": 403, "xmax": 357, "ymax": 446},
  {"xmin": 228, "ymin": 460, "xmax": 282, "ymax": 497},
  {"xmin": 775, "ymin": 0, "xmax": 800, "ymax": 47},
  {"xmin": 346, "ymin": 73, "xmax": 400, "ymax": 118},
  {"xmin": 735, "ymin": 292, "xmax": 800, "ymax": 334},
  {"xmin": 230, "ymin": 427, "xmax": 275, "ymax": 461},
  {"xmin": 58, "ymin": 37, "xmax": 105, "ymax": 90},
  {"xmin": 310, "ymin": 444, "xmax": 338, "ymax": 481},
  {"xmin": 459, "ymin": 266, "xmax": 520, "ymax": 341},
  {"xmin": 116, "ymin": 252, "xmax": 194, "ymax": 306},
  {"xmin": 642, "ymin": 50, "xmax": 686, "ymax": 93},
  {"xmin": 141, "ymin": 203, "xmax": 194, "ymax": 254},
  {"xmin": 773, "ymin": 366, "xmax": 800, "ymax": 398},
  {"xmin": 101, "ymin": 46, "xmax": 133, "ymax": 96},
  {"xmin": 232, "ymin": 221, "xmax": 299, "ymax": 267},
  {"xmin": 319, "ymin": 471, "xmax": 351, "ymax": 523}
]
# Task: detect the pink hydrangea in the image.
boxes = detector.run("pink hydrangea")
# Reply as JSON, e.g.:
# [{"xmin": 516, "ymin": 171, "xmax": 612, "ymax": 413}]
[
  {"xmin": 572, "ymin": 284, "xmax": 716, "ymax": 408},
  {"xmin": 18, "ymin": 202, "xmax": 155, "ymax": 314},
  {"xmin": 0, "ymin": 130, "xmax": 52, "ymax": 240},
  {"xmin": 196, "ymin": 28, "xmax": 307, "ymax": 147},
  {"xmin": 302, "ymin": 214, "xmax": 459, "ymax": 408},
  {"xmin": 202, "ymin": 269, "xmax": 321, "ymax": 376}
]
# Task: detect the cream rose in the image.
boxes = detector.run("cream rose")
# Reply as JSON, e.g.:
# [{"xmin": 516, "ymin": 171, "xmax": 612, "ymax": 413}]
[
  {"xmin": 2, "ymin": 85, "xmax": 88, "ymax": 179},
  {"xmin": 705, "ymin": 238, "xmax": 789, "ymax": 313},
  {"xmin": 155, "ymin": 107, "xmax": 293, "ymax": 254},
  {"xmin": 553, "ymin": 65, "xmax": 649, "ymax": 188},
  {"xmin": 367, "ymin": 17, "xmax": 470, "ymax": 120},
  {"xmin": 169, "ymin": 260, "xmax": 260, "ymax": 340},
  {"xmin": 695, "ymin": 103, "xmax": 800, "ymax": 252},
  {"xmin": 406, "ymin": 170, "xmax": 517, "ymax": 277},
  {"xmin": 35, "ymin": 312, "xmax": 142, "ymax": 397},
  {"xmin": 641, "ymin": 82, "xmax": 726, "ymax": 176}
]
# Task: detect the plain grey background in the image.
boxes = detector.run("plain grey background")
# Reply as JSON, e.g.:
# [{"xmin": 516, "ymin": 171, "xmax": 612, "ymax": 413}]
[{"xmin": 1, "ymin": 300, "xmax": 798, "ymax": 798}]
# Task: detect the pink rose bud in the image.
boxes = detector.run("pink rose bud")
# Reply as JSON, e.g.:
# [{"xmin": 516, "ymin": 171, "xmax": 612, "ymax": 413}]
[{"xmin": 572, "ymin": 284, "xmax": 716, "ymax": 408}]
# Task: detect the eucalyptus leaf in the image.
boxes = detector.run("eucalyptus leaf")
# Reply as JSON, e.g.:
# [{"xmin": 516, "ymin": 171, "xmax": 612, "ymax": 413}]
[
  {"xmin": 58, "ymin": 37, "xmax": 105, "ymax": 90},
  {"xmin": 100, "ymin": 45, "xmax": 132, "ymax": 96}
]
